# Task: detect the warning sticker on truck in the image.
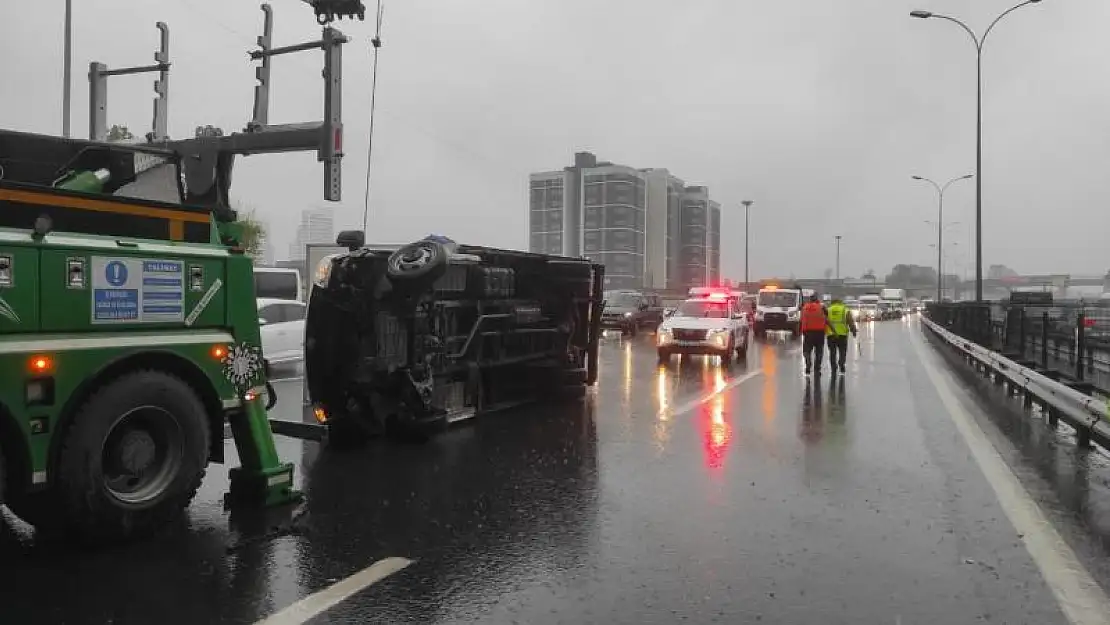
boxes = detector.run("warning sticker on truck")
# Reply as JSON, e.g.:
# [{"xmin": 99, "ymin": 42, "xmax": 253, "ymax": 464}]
[{"xmin": 91, "ymin": 257, "xmax": 184, "ymax": 324}]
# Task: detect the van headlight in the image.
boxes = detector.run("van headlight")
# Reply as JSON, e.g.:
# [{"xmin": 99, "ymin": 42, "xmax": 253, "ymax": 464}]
[
  {"xmin": 787, "ymin": 310, "xmax": 800, "ymax": 320},
  {"xmin": 314, "ymin": 254, "xmax": 340, "ymax": 289}
]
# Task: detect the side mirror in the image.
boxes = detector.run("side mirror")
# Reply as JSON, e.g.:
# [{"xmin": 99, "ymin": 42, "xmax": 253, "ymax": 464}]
[{"xmin": 336, "ymin": 229, "xmax": 366, "ymax": 250}]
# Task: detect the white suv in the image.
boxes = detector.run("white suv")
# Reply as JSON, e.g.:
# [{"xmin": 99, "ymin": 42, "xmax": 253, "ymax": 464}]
[{"xmin": 657, "ymin": 291, "xmax": 750, "ymax": 365}]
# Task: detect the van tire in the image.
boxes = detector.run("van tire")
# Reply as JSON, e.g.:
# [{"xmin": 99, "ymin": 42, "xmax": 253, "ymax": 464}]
[
  {"xmin": 21, "ymin": 371, "xmax": 210, "ymax": 543},
  {"xmin": 386, "ymin": 240, "xmax": 448, "ymax": 285},
  {"xmin": 0, "ymin": 444, "xmax": 5, "ymax": 505}
]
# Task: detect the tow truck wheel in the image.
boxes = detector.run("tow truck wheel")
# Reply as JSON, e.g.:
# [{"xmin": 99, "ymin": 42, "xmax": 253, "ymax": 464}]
[{"xmin": 45, "ymin": 371, "xmax": 209, "ymax": 542}]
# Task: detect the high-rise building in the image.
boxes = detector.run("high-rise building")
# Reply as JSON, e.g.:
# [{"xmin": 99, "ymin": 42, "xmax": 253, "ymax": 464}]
[
  {"xmin": 529, "ymin": 153, "xmax": 719, "ymax": 292},
  {"xmin": 582, "ymin": 163, "xmax": 646, "ymax": 290},
  {"xmin": 642, "ymin": 168, "xmax": 683, "ymax": 290},
  {"xmin": 678, "ymin": 186, "xmax": 721, "ymax": 289},
  {"xmin": 288, "ymin": 206, "xmax": 335, "ymax": 262}
]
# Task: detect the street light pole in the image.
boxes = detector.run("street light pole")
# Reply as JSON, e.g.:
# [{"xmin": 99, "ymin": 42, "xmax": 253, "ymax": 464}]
[
  {"xmin": 912, "ymin": 174, "xmax": 973, "ymax": 301},
  {"xmin": 911, "ymin": 1, "xmax": 1044, "ymax": 302},
  {"xmin": 742, "ymin": 200, "xmax": 753, "ymax": 288},
  {"xmin": 834, "ymin": 235, "xmax": 842, "ymax": 280},
  {"xmin": 63, "ymin": 0, "xmax": 72, "ymax": 137}
]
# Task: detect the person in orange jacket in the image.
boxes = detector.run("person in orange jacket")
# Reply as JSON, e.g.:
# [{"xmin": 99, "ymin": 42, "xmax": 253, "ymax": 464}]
[{"xmin": 800, "ymin": 293, "xmax": 829, "ymax": 376}]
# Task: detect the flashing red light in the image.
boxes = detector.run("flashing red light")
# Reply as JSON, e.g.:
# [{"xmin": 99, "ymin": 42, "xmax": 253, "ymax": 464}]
[{"xmin": 707, "ymin": 292, "xmax": 729, "ymax": 300}]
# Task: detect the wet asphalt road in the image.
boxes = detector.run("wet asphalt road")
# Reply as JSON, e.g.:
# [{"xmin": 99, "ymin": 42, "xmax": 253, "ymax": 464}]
[{"xmin": 5, "ymin": 318, "xmax": 1110, "ymax": 623}]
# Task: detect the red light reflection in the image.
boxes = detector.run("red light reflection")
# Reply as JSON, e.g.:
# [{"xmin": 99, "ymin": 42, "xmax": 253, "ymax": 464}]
[{"xmin": 701, "ymin": 388, "xmax": 732, "ymax": 470}]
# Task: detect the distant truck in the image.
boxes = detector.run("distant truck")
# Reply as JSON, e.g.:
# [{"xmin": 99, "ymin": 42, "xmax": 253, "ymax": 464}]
[{"xmin": 880, "ymin": 288, "xmax": 906, "ymax": 304}]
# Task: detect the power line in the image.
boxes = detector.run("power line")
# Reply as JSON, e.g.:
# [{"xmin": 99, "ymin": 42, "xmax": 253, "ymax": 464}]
[{"xmin": 360, "ymin": 0, "xmax": 384, "ymax": 232}]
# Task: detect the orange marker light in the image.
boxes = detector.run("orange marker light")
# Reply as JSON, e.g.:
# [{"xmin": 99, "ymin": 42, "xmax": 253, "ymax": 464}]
[
  {"xmin": 313, "ymin": 406, "xmax": 329, "ymax": 424},
  {"xmin": 28, "ymin": 355, "xmax": 54, "ymax": 374},
  {"xmin": 211, "ymin": 345, "xmax": 228, "ymax": 360}
]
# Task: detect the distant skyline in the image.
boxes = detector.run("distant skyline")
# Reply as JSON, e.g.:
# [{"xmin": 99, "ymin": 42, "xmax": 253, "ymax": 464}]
[{"xmin": 4, "ymin": 1, "xmax": 1110, "ymax": 279}]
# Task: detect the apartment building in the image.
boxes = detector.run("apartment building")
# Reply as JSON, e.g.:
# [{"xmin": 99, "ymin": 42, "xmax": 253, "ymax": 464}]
[{"xmin": 529, "ymin": 152, "xmax": 720, "ymax": 292}]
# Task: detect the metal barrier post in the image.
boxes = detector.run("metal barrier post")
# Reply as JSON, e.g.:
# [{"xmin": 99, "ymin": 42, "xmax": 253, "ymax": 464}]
[
  {"xmin": 1018, "ymin": 307, "xmax": 1026, "ymax": 359},
  {"xmin": 1076, "ymin": 310, "xmax": 1086, "ymax": 382},
  {"xmin": 1041, "ymin": 311, "xmax": 1049, "ymax": 370}
]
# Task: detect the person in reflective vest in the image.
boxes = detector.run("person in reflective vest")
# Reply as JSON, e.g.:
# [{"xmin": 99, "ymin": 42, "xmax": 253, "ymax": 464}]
[
  {"xmin": 825, "ymin": 296, "xmax": 858, "ymax": 375},
  {"xmin": 800, "ymin": 294, "xmax": 829, "ymax": 376}
]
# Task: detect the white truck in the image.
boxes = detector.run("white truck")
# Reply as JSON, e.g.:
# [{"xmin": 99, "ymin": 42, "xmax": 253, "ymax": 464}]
[{"xmin": 879, "ymin": 288, "xmax": 906, "ymax": 318}]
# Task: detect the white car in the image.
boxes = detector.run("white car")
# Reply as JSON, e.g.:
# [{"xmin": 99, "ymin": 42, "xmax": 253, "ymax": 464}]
[
  {"xmin": 657, "ymin": 291, "xmax": 750, "ymax": 365},
  {"xmin": 257, "ymin": 297, "xmax": 306, "ymax": 365}
]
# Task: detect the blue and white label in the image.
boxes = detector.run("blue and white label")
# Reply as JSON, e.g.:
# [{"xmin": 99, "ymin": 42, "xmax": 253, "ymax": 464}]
[{"xmin": 92, "ymin": 257, "xmax": 184, "ymax": 324}]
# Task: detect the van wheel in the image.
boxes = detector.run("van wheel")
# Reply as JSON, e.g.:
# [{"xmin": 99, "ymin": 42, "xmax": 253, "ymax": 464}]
[
  {"xmin": 386, "ymin": 240, "xmax": 448, "ymax": 285},
  {"xmin": 20, "ymin": 371, "xmax": 210, "ymax": 542}
]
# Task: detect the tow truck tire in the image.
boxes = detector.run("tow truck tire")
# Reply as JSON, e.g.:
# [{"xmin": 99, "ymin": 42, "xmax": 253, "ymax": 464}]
[
  {"xmin": 44, "ymin": 371, "xmax": 209, "ymax": 542},
  {"xmin": 386, "ymin": 240, "xmax": 449, "ymax": 285}
]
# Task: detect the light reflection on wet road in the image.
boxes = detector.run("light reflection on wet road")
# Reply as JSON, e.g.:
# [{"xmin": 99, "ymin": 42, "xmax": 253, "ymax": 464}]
[{"xmin": 3, "ymin": 319, "xmax": 1110, "ymax": 623}]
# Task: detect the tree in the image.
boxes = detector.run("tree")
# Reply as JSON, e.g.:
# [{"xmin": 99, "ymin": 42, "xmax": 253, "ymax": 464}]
[
  {"xmin": 884, "ymin": 264, "xmax": 937, "ymax": 289},
  {"xmin": 234, "ymin": 204, "xmax": 266, "ymax": 261},
  {"xmin": 862, "ymin": 269, "xmax": 877, "ymax": 282},
  {"xmin": 107, "ymin": 125, "xmax": 134, "ymax": 142},
  {"xmin": 988, "ymin": 264, "xmax": 1018, "ymax": 280}
]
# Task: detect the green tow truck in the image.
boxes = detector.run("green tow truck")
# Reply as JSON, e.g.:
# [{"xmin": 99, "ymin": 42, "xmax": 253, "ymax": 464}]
[{"xmin": 0, "ymin": 1, "xmax": 364, "ymax": 542}]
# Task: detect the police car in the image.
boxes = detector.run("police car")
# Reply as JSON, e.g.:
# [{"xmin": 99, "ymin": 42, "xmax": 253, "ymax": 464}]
[{"xmin": 656, "ymin": 288, "xmax": 750, "ymax": 365}]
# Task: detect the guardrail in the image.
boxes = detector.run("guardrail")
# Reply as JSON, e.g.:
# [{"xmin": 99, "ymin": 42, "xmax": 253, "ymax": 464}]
[
  {"xmin": 922, "ymin": 315, "xmax": 1110, "ymax": 450},
  {"xmin": 927, "ymin": 300, "xmax": 1110, "ymax": 395}
]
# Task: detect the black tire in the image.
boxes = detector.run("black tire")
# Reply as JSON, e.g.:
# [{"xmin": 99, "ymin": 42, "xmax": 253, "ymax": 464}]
[
  {"xmin": 737, "ymin": 341, "xmax": 749, "ymax": 359},
  {"xmin": 657, "ymin": 349, "xmax": 671, "ymax": 365},
  {"xmin": 624, "ymin": 323, "xmax": 637, "ymax": 338},
  {"xmin": 386, "ymin": 240, "xmax": 448, "ymax": 285},
  {"xmin": 20, "ymin": 371, "xmax": 210, "ymax": 542},
  {"xmin": 721, "ymin": 342, "xmax": 734, "ymax": 366},
  {"xmin": 0, "ymin": 443, "xmax": 5, "ymax": 505}
]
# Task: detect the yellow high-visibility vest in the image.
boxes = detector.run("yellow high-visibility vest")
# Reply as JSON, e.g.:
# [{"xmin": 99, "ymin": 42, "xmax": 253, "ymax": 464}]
[{"xmin": 827, "ymin": 303, "xmax": 849, "ymax": 336}]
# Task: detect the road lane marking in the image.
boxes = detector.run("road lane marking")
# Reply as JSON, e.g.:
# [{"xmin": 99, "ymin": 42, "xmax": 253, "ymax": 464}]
[
  {"xmin": 910, "ymin": 332, "xmax": 1110, "ymax": 625},
  {"xmin": 254, "ymin": 557, "xmax": 414, "ymax": 625},
  {"xmin": 661, "ymin": 369, "xmax": 762, "ymax": 418}
]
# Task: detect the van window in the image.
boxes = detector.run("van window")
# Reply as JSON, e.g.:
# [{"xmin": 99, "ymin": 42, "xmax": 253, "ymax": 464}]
[{"xmin": 255, "ymin": 271, "xmax": 300, "ymax": 301}]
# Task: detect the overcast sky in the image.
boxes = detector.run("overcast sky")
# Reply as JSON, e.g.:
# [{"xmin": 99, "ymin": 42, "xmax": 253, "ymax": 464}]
[{"xmin": 3, "ymin": 0, "xmax": 1108, "ymax": 279}]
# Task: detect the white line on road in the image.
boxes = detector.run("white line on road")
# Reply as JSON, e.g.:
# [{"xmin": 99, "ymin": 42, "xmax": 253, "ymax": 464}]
[
  {"xmin": 253, "ymin": 557, "xmax": 414, "ymax": 625},
  {"xmin": 910, "ymin": 332, "xmax": 1110, "ymax": 625},
  {"xmin": 661, "ymin": 369, "xmax": 763, "ymax": 418}
]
